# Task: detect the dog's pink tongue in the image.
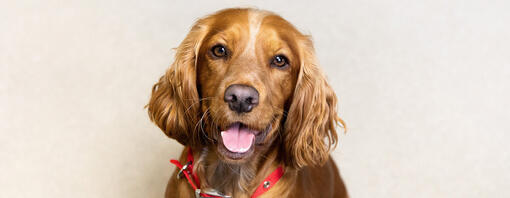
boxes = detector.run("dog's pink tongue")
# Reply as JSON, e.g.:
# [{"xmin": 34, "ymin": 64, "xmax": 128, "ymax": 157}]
[{"xmin": 221, "ymin": 123, "xmax": 255, "ymax": 153}]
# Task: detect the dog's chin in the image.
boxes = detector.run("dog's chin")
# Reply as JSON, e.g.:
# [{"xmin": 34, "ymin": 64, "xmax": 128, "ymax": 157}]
[{"xmin": 216, "ymin": 122, "xmax": 272, "ymax": 164}]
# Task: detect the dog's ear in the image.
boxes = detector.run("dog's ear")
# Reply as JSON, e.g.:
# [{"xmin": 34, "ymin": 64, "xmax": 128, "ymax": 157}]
[
  {"xmin": 147, "ymin": 20, "xmax": 209, "ymax": 147},
  {"xmin": 283, "ymin": 36, "xmax": 345, "ymax": 168}
]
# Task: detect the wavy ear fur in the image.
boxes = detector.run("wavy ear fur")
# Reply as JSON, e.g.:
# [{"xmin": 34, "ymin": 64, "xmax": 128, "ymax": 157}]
[
  {"xmin": 147, "ymin": 21, "xmax": 208, "ymax": 147},
  {"xmin": 284, "ymin": 37, "xmax": 345, "ymax": 168}
]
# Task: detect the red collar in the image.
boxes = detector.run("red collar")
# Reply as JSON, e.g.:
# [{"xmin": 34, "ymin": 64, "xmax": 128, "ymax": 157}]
[{"xmin": 170, "ymin": 147, "xmax": 284, "ymax": 198}]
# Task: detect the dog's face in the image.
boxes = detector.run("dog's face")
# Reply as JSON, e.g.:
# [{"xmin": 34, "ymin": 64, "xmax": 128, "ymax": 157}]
[
  {"xmin": 148, "ymin": 8, "xmax": 343, "ymax": 167},
  {"xmin": 196, "ymin": 11, "xmax": 299, "ymax": 162}
]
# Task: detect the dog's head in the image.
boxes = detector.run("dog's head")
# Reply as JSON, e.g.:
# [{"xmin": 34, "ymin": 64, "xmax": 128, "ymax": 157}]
[{"xmin": 148, "ymin": 8, "xmax": 344, "ymax": 168}]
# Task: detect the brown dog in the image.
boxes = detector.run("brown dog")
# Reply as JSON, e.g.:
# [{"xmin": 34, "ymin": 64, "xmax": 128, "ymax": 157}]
[{"xmin": 148, "ymin": 8, "xmax": 348, "ymax": 198}]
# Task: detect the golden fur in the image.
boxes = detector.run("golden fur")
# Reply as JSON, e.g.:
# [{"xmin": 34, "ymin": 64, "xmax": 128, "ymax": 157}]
[{"xmin": 148, "ymin": 8, "xmax": 347, "ymax": 198}]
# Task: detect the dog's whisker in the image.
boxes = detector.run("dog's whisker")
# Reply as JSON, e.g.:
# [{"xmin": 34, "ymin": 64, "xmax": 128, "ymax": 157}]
[
  {"xmin": 196, "ymin": 108, "xmax": 215, "ymax": 143},
  {"xmin": 183, "ymin": 97, "xmax": 217, "ymax": 115}
]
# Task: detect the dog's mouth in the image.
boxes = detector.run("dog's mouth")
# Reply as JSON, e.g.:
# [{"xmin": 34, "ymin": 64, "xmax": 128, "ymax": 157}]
[
  {"xmin": 217, "ymin": 122, "xmax": 272, "ymax": 161},
  {"xmin": 221, "ymin": 122, "xmax": 257, "ymax": 153}
]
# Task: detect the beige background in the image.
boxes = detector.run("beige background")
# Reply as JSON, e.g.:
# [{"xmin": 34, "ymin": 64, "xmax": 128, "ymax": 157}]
[{"xmin": 2, "ymin": 0, "xmax": 509, "ymax": 197}]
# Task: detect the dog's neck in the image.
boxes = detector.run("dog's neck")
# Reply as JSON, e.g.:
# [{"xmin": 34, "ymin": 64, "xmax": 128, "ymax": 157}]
[{"xmin": 194, "ymin": 145, "xmax": 280, "ymax": 197}]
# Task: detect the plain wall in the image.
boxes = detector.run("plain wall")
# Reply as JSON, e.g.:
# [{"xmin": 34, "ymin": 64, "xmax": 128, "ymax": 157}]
[{"xmin": 1, "ymin": 0, "xmax": 509, "ymax": 197}]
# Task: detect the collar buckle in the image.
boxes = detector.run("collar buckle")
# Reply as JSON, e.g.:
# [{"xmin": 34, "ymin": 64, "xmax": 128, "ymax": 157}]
[
  {"xmin": 199, "ymin": 188, "xmax": 231, "ymax": 198},
  {"xmin": 176, "ymin": 161, "xmax": 192, "ymax": 179}
]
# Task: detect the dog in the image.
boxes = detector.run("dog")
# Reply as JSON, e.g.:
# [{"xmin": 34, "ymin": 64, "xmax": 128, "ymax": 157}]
[{"xmin": 148, "ymin": 8, "xmax": 348, "ymax": 198}]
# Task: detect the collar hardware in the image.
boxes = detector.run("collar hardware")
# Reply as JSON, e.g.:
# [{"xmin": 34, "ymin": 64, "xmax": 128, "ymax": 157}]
[
  {"xmin": 263, "ymin": 181, "xmax": 270, "ymax": 189},
  {"xmin": 170, "ymin": 147, "xmax": 284, "ymax": 198},
  {"xmin": 177, "ymin": 161, "xmax": 191, "ymax": 179}
]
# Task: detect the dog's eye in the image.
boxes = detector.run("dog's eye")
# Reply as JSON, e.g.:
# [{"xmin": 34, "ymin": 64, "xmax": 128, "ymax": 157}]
[
  {"xmin": 271, "ymin": 55, "xmax": 289, "ymax": 68},
  {"xmin": 211, "ymin": 45, "xmax": 227, "ymax": 58}
]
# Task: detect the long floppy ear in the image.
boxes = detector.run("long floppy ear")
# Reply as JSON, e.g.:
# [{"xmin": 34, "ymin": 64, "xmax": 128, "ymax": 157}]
[
  {"xmin": 147, "ymin": 21, "xmax": 208, "ymax": 147},
  {"xmin": 284, "ymin": 37, "xmax": 345, "ymax": 168}
]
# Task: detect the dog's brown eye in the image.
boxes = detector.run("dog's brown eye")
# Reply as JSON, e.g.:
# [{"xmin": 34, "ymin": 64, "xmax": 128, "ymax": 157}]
[
  {"xmin": 211, "ymin": 45, "xmax": 227, "ymax": 57},
  {"xmin": 272, "ymin": 55, "xmax": 288, "ymax": 68}
]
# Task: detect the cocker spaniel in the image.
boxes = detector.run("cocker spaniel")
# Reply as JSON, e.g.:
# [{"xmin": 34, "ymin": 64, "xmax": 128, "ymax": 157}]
[{"xmin": 148, "ymin": 8, "xmax": 347, "ymax": 198}]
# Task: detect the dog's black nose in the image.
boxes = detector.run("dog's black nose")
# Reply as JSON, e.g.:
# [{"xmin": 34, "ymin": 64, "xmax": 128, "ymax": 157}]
[{"xmin": 224, "ymin": 84, "xmax": 259, "ymax": 113}]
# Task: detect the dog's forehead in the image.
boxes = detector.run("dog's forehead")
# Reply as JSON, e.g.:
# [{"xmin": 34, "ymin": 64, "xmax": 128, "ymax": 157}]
[
  {"xmin": 242, "ymin": 10, "xmax": 268, "ymax": 54},
  {"xmin": 204, "ymin": 9, "xmax": 301, "ymax": 62},
  {"xmin": 205, "ymin": 9, "xmax": 297, "ymax": 43},
  {"xmin": 206, "ymin": 10, "xmax": 264, "ymax": 42}
]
